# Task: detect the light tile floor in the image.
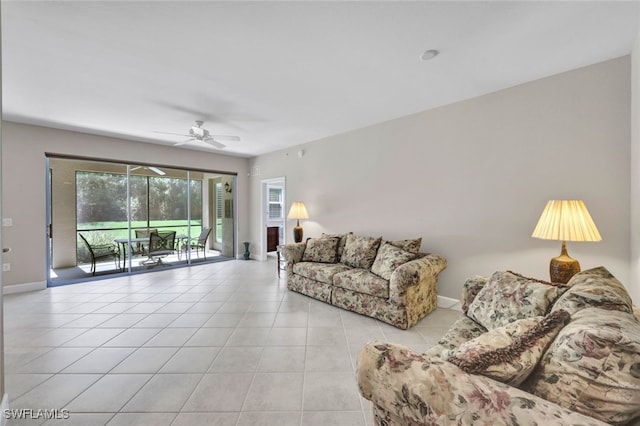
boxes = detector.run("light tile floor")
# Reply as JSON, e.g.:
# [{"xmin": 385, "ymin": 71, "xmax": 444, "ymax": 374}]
[{"xmin": 4, "ymin": 259, "xmax": 462, "ymax": 426}]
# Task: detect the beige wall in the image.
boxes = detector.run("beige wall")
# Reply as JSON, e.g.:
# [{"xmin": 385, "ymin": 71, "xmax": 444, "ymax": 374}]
[
  {"xmin": 249, "ymin": 57, "xmax": 632, "ymax": 301},
  {"xmin": 1, "ymin": 122, "xmax": 250, "ymax": 289}
]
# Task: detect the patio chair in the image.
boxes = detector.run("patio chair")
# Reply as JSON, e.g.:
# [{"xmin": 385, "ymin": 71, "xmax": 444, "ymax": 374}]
[
  {"xmin": 133, "ymin": 228, "xmax": 157, "ymax": 256},
  {"xmin": 142, "ymin": 231, "xmax": 176, "ymax": 266},
  {"xmin": 78, "ymin": 233, "xmax": 120, "ymax": 276},
  {"xmin": 184, "ymin": 227, "xmax": 212, "ymax": 260}
]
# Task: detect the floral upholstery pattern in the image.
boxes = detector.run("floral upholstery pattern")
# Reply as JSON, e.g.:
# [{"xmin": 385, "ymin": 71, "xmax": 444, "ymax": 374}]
[
  {"xmin": 357, "ymin": 342, "xmax": 609, "ymax": 426},
  {"xmin": 371, "ymin": 243, "xmax": 417, "ymax": 280},
  {"xmin": 442, "ymin": 310, "xmax": 569, "ymax": 386},
  {"xmin": 280, "ymin": 242, "xmax": 306, "ymax": 274},
  {"xmin": 435, "ymin": 315, "xmax": 486, "ymax": 351},
  {"xmin": 386, "ymin": 238, "xmax": 422, "ymax": 254},
  {"xmin": 283, "ymin": 235, "xmax": 447, "ymax": 329},
  {"xmin": 340, "ymin": 234, "xmax": 382, "ymax": 269},
  {"xmin": 333, "ymin": 268, "xmax": 390, "ymax": 298},
  {"xmin": 467, "ymin": 270, "xmax": 567, "ymax": 330},
  {"xmin": 461, "ymin": 275, "xmax": 489, "ymax": 314},
  {"xmin": 287, "ymin": 274, "xmax": 332, "ymax": 303},
  {"xmin": 358, "ymin": 266, "xmax": 640, "ymax": 426},
  {"xmin": 332, "ymin": 287, "xmax": 407, "ymax": 329},
  {"xmin": 292, "ymin": 262, "xmax": 350, "ymax": 285},
  {"xmin": 321, "ymin": 232, "xmax": 352, "ymax": 261},
  {"xmin": 526, "ymin": 307, "xmax": 640, "ymax": 425},
  {"xmin": 301, "ymin": 237, "xmax": 340, "ymax": 263},
  {"xmin": 552, "ymin": 265, "xmax": 634, "ymax": 315}
]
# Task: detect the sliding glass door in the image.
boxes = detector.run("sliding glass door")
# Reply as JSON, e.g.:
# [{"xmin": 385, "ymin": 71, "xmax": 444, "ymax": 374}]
[{"xmin": 48, "ymin": 156, "xmax": 236, "ymax": 285}]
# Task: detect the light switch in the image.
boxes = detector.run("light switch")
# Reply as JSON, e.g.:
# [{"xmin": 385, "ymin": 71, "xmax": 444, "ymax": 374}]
[{"xmin": 2, "ymin": 218, "xmax": 12, "ymax": 227}]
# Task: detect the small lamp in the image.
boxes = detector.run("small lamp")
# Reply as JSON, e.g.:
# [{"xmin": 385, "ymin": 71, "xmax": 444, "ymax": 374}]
[
  {"xmin": 288, "ymin": 201, "xmax": 309, "ymax": 243},
  {"xmin": 532, "ymin": 200, "xmax": 601, "ymax": 283}
]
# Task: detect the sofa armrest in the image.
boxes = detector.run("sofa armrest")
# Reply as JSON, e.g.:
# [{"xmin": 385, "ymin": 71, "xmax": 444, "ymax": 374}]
[
  {"xmin": 461, "ymin": 275, "xmax": 488, "ymax": 314},
  {"xmin": 280, "ymin": 242, "xmax": 306, "ymax": 273},
  {"xmin": 357, "ymin": 341, "xmax": 609, "ymax": 426},
  {"xmin": 389, "ymin": 253, "xmax": 446, "ymax": 302}
]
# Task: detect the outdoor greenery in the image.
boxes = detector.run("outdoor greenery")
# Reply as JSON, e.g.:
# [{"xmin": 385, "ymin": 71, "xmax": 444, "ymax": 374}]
[{"xmin": 76, "ymin": 171, "xmax": 204, "ymax": 264}]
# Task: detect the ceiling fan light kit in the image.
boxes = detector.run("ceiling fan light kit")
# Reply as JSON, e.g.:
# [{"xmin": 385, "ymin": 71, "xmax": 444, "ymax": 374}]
[{"xmin": 157, "ymin": 120, "xmax": 240, "ymax": 150}]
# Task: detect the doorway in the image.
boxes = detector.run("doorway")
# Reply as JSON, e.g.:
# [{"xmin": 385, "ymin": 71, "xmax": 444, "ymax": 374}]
[{"xmin": 260, "ymin": 177, "xmax": 285, "ymax": 261}]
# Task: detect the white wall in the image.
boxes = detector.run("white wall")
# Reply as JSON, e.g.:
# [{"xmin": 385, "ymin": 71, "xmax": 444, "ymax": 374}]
[
  {"xmin": 249, "ymin": 57, "xmax": 631, "ymax": 300},
  {"xmin": 631, "ymin": 33, "xmax": 640, "ymax": 305},
  {"xmin": 1, "ymin": 122, "xmax": 250, "ymax": 289}
]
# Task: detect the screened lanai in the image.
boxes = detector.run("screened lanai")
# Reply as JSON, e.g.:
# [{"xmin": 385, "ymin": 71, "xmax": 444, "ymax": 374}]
[{"xmin": 47, "ymin": 156, "xmax": 236, "ymax": 285}]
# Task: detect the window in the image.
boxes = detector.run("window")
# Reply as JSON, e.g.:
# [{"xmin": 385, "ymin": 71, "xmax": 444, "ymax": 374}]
[{"xmin": 268, "ymin": 187, "xmax": 283, "ymax": 220}]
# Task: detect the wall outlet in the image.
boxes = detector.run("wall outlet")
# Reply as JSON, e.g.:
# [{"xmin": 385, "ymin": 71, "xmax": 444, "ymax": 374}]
[
  {"xmin": 2, "ymin": 218, "xmax": 12, "ymax": 227},
  {"xmin": 2, "ymin": 263, "xmax": 10, "ymax": 272}
]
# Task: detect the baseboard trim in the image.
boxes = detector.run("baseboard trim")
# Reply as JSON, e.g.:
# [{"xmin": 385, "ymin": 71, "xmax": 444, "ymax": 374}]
[
  {"xmin": 437, "ymin": 295, "xmax": 462, "ymax": 311},
  {"xmin": 1, "ymin": 392, "xmax": 8, "ymax": 426},
  {"xmin": 4, "ymin": 281, "xmax": 46, "ymax": 295}
]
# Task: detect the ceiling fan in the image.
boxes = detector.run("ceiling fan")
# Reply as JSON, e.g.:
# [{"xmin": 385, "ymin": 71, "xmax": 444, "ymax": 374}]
[
  {"xmin": 157, "ymin": 121, "xmax": 240, "ymax": 149},
  {"xmin": 130, "ymin": 166, "xmax": 166, "ymax": 175}
]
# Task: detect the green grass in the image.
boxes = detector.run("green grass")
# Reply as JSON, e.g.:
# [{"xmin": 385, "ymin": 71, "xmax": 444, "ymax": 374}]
[{"xmin": 77, "ymin": 221, "xmax": 203, "ymax": 242}]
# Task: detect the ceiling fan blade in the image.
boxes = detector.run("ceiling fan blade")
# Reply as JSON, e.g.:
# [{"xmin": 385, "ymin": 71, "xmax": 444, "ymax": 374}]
[
  {"xmin": 204, "ymin": 140, "xmax": 226, "ymax": 149},
  {"xmin": 174, "ymin": 138, "xmax": 195, "ymax": 146},
  {"xmin": 148, "ymin": 167, "xmax": 166, "ymax": 176},
  {"xmin": 155, "ymin": 131, "xmax": 190, "ymax": 137},
  {"xmin": 211, "ymin": 135, "xmax": 240, "ymax": 142}
]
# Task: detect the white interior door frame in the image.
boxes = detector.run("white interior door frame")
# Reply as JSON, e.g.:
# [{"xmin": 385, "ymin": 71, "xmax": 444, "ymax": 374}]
[{"xmin": 259, "ymin": 177, "xmax": 286, "ymax": 261}]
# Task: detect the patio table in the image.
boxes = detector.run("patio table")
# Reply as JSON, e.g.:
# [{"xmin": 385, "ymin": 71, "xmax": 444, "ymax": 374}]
[{"xmin": 115, "ymin": 234, "xmax": 188, "ymax": 270}]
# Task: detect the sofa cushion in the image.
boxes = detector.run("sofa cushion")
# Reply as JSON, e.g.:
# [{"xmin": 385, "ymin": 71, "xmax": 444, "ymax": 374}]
[
  {"xmin": 292, "ymin": 262, "xmax": 351, "ymax": 285},
  {"xmin": 333, "ymin": 268, "xmax": 390, "ymax": 298},
  {"xmin": 443, "ymin": 310, "xmax": 569, "ymax": 386},
  {"xmin": 467, "ymin": 270, "xmax": 567, "ymax": 330},
  {"xmin": 340, "ymin": 234, "xmax": 382, "ymax": 269},
  {"xmin": 321, "ymin": 232, "xmax": 352, "ymax": 262},
  {"xmin": 526, "ymin": 307, "xmax": 640, "ymax": 425},
  {"xmin": 386, "ymin": 238, "xmax": 422, "ymax": 254},
  {"xmin": 371, "ymin": 243, "xmax": 417, "ymax": 281},
  {"xmin": 302, "ymin": 237, "xmax": 340, "ymax": 263},
  {"xmin": 551, "ymin": 266, "xmax": 634, "ymax": 316},
  {"xmin": 435, "ymin": 315, "xmax": 487, "ymax": 353}
]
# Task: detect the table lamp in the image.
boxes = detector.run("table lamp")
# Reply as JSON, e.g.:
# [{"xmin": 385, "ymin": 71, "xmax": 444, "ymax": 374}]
[
  {"xmin": 531, "ymin": 200, "xmax": 601, "ymax": 283},
  {"xmin": 288, "ymin": 201, "xmax": 309, "ymax": 243}
]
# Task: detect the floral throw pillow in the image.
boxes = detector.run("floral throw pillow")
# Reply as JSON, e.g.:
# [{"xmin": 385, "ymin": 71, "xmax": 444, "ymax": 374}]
[
  {"xmin": 340, "ymin": 234, "xmax": 382, "ymax": 269},
  {"xmin": 371, "ymin": 243, "xmax": 417, "ymax": 280},
  {"xmin": 443, "ymin": 310, "xmax": 570, "ymax": 386},
  {"xmin": 321, "ymin": 232, "xmax": 352, "ymax": 261},
  {"xmin": 301, "ymin": 237, "xmax": 340, "ymax": 263},
  {"xmin": 467, "ymin": 270, "xmax": 568, "ymax": 330},
  {"xmin": 386, "ymin": 238, "xmax": 422, "ymax": 254}
]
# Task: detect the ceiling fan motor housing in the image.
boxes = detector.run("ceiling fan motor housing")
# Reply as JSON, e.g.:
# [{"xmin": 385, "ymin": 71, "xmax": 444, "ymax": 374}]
[{"xmin": 189, "ymin": 126, "xmax": 209, "ymax": 139}]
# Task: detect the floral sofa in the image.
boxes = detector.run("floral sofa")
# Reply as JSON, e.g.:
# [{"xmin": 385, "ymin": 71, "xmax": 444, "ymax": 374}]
[
  {"xmin": 280, "ymin": 233, "xmax": 447, "ymax": 329},
  {"xmin": 357, "ymin": 266, "xmax": 640, "ymax": 425}
]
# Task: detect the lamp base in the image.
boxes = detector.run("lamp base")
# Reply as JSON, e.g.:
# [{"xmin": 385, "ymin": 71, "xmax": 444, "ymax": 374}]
[
  {"xmin": 293, "ymin": 226, "xmax": 304, "ymax": 243},
  {"xmin": 549, "ymin": 241, "xmax": 580, "ymax": 284}
]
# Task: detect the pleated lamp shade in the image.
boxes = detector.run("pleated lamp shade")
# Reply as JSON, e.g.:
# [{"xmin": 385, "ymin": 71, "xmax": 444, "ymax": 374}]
[
  {"xmin": 532, "ymin": 200, "xmax": 601, "ymax": 242},
  {"xmin": 287, "ymin": 202, "xmax": 309, "ymax": 220}
]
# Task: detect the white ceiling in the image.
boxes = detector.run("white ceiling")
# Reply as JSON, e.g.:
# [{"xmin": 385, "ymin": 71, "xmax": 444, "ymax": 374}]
[{"xmin": 2, "ymin": 1, "xmax": 639, "ymax": 157}]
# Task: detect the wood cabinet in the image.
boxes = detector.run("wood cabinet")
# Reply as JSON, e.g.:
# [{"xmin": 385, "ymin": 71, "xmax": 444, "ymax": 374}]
[{"xmin": 267, "ymin": 226, "xmax": 279, "ymax": 252}]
